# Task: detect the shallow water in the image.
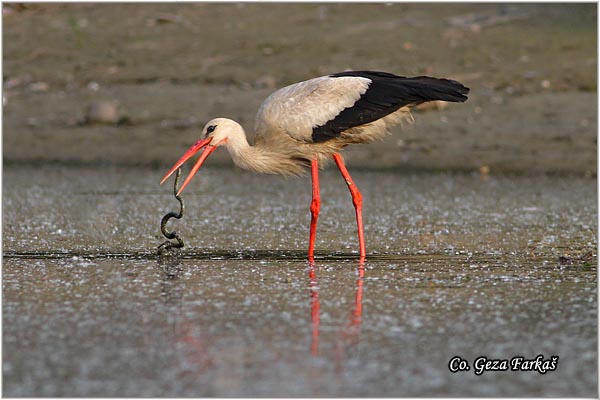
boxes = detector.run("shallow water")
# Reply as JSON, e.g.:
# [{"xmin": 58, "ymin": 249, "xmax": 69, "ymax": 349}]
[{"xmin": 2, "ymin": 165, "xmax": 597, "ymax": 396}]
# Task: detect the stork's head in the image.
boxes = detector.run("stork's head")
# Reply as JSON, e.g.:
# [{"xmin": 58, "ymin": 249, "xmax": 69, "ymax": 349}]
[
  {"xmin": 201, "ymin": 117, "xmax": 245, "ymax": 144},
  {"xmin": 160, "ymin": 117, "xmax": 243, "ymax": 195}
]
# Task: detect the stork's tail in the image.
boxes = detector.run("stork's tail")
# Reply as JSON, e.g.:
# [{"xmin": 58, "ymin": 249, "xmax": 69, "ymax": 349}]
[{"xmin": 399, "ymin": 76, "xmax": 469, "ymax": 104}]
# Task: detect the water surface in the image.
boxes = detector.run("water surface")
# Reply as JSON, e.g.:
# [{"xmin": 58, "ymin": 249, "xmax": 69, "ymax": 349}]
[{"xmin": 3, "ymin": 165, "xmax": 597, "ymax": 396}]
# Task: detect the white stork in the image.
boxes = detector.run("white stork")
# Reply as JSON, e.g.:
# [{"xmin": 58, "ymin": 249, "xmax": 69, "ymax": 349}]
[{"xmin": 161, "ymin": 71, "xmax": 469, "ymax": 260}]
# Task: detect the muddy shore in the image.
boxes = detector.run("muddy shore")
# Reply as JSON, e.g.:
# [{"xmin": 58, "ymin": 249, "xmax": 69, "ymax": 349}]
[{"xmin": 3, "ymin": 4, "xmax": 597, "ymax": 175}]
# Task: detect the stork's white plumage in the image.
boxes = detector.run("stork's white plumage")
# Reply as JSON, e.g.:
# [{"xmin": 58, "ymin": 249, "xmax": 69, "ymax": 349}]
[{"xmin": 161, "ymin": 70, "xmax": 469, "ymax": 260}]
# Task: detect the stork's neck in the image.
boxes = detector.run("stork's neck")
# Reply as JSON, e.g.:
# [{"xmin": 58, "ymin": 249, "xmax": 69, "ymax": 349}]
[{"xmin": 224, "ymin": 127, "xmax": 305, "ymax": 176}]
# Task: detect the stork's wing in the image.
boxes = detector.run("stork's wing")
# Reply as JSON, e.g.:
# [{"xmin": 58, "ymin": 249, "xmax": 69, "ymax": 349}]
[
  {"xmin": 254, "ymin": 71, "xmax": 469, "ymax": 144},
  {"xmin": 311, "ymin": 71, "xmax": 469, "ymax": 142}
]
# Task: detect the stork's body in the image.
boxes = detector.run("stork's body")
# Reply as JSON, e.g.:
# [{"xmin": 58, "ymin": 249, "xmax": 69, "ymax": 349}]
[{"xmin": 161, "ymin": 71, "xmax": 469, "ymax": 260}]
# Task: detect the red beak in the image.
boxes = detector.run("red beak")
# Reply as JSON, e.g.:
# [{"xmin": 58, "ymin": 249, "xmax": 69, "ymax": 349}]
[{"xmin": 160, "ymin": 137, "xmax": 217, "ymax": 195}]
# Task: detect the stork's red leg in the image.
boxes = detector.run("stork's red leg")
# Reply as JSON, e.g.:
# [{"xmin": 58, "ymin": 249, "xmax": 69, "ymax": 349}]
[
  {"xmin": 308, "ymin": 159, "xmax": 321, "ymax": 262},
  {"xmin": 332, "ymin": 153, "xmax": 366, "ymax": 258}
]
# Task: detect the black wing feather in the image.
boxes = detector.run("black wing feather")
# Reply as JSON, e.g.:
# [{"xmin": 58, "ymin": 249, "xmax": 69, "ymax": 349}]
[{"xmin": 312, "ymin": 71, "xmax": 469, "ymax": 142}]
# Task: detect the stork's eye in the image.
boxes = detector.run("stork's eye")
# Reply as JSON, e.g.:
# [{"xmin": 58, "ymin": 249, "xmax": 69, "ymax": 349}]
[{"xmin": 207, "ymin": 125, "xmax": 217, "ymax": 134}]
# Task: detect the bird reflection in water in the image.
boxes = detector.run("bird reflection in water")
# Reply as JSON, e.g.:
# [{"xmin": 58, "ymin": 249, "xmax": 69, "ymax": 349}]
[
  {"xmin": 309, "ymin": 257, "xmax": 365, "ymax": 358},
  {"xmin": 157, "ymin": 255, "xmax": 366, "ymax": 378},
  {"xmin": 309, "ymin": 263, "xmax": 321, "ymax": 356}
]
